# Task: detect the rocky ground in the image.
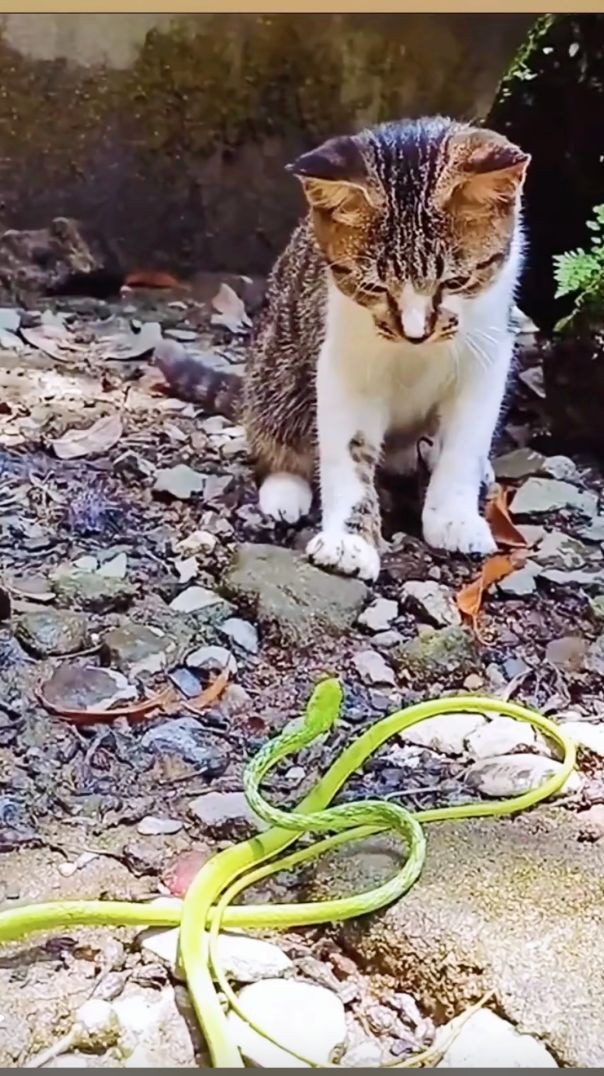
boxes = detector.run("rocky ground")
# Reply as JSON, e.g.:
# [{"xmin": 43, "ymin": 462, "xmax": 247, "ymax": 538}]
[{"xmin": 0, "ymin": 277, "xmax": 603, "ymax": 1067}]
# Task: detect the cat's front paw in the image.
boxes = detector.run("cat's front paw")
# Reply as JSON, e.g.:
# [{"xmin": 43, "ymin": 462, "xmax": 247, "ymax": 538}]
[
  {"xmin": 306, "ymin": 530, "xmax": 380, "ymax": 582},
  {"xmin": 422, "ymin": 505, "xmax": 496, "ymax": 556},
  {"xmin": 259, "ymin": 472, "xmax": 312, "ymax": 525}
]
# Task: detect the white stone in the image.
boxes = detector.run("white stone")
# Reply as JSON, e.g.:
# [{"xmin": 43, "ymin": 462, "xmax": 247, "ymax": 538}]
[
  {"xmin": 98, "ymin": 553, "xmax": 127, "ymax": 579},
  {"xmin": 511, "ymin": 478, "xmax": 597, "ymax": 518},
  {"xmin": 542, "ymin": 455, "xmax": 578, "ymax": 481},
  {"xmin": 170, "ymin": 586, "xmax": 222, "ymax": 613},
  {"xmin": 358, "ymin": 598, "xmax": 399, "ymax": 632},
  {"xmin": 174, "ymin": 556, "xmax": 199, "ymax": 583},
  {"xmin": 466, "ymin": 717, "xmax": 537, "ymax": 760},
  {"xmin": 137, "ymin": 815, "xmax": 183, "ymax": 836},
  {"xmin": 220, "ymin": 617, "xmax": 259, "ymax": 654},
  {"xmin": 559, "ymin": 721, "xmax": 604, "ymax": 756},
  {"xmin": 435, "ymin": 1008, "xmax": 558, "ymax": 1067},
  {"xmin": 153, "ymin": 464, "xmax": 206, "ymax": 500},
  {"xmin": 186, "ymin": 644, "xmax": 237, "ymax": 674},
  {"xmin": 228, "ymin": 979, "xmax": 347, "ymax": 1067},
  {"xmin": 404, "ymin": 713, "xmax": 487, "ymax": 756},
  {"xmin": 466, "ymin": 754, "xmax": 580, "ymax": 798},
  {"xmin": 353, "ymin": 649, "xmax": 396, "ymax": 686},
  {"xmin": 141, "ymin": 927, "xmax": 292, "ymax": 984},
  {"xmin": 403, "ymin": 580, "xmax": 461, "ymax": 627}
]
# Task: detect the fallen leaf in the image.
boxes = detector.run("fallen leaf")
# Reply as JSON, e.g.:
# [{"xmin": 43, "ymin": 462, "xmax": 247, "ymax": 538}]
[
  {"xmin": 457, "ymin": 550, "xmax": 528, "ymax": 630},
  {"xmin": 184, "ymin": 668, "xmax": 230, "ymax": 713},
  {"xmin": 485, "ymin": 486, "xmax": 528, "ymax": 549},
  {"xmin": 211, "ymin": 283, "xmax": 252, "ymax": 334},
  {"xmin": 37, "ymin": 684, "xmax": 176, "ymax": 724},
  {"xmin": 125, "ymin": 270, "xmax": 184, "ymax": 289},
  {"xmin": 20, "ymin": 324, "xmax": 89, "ymax": 362},
  {"xmin": 101, "ymin": 321, "xmax": 162, "ymax": 361},
  {"xmin": 51, "ymin": 414, "xmax": 123, "ymax": 460}
]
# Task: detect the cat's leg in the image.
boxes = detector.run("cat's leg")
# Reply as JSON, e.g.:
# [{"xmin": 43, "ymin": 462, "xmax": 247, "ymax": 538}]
[
  {"xmin": 255, "ymin": 443, "xmax": 313, "ymax": 525},
  {"xmin": 422, "ymin": 334, "xmax": 512, "ymax": 555},
  {"xmin": 305, "ymin": 348, "xmax": 386, "ymax": 582}
]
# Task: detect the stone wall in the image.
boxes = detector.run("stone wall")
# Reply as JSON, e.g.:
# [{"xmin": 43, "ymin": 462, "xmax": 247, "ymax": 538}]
[{"xmin": 0, "ymin": 13, "xmax": 533, "ymax": 275}]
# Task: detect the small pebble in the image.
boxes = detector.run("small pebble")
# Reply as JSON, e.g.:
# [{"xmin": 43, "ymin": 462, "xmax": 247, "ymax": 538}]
[{"xmin": 137, "ymin": 816, "xmax": 183, "ymax": 836}]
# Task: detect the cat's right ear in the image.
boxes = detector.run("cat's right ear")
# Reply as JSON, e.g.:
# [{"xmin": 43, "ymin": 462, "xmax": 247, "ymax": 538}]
[{"xmin": 286, "ymin": 135, "xmax": 375, "ymax": 224}]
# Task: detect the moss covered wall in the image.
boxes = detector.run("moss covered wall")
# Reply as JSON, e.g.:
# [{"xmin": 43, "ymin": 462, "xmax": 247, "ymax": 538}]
[{"xmin": 0, "ymin": 13, "xmax": 533, "ymax": 275}]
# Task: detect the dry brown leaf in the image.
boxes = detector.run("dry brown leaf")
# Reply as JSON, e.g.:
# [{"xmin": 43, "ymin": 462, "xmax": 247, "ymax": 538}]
[
  {"xmin": 485, "ymin": 486, "xmax": 528, "ymax": 549},
  {"xmin": 184, "ymin": 668, "xmax": 230, "ymax": 713},
  {"xmin": 457, "ymin": 550, "xmax": 527, "ymax": 629},
  {"xmin": 51, "ymin": 413, "xmax": 123, "ymax": 460},
  {"xmin": 38, "ymin": 685, "xmax": 175, "ymax": 724}
]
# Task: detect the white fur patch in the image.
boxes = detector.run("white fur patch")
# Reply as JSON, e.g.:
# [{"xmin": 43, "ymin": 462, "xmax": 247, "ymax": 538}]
[
  {"xmin": 399, "ymin": 283, "xmax": 431, "ymax": 340},
  {"xmin": 306, "ymin": 530, "xmax": 380, "ymax": 581},
  {"xmin": 422, "ymin": 503, "xmax": 496, "ymax": 555},
  {"xmin": 259, "ymin": 472, "xmax": 312, "ymax": 524}
]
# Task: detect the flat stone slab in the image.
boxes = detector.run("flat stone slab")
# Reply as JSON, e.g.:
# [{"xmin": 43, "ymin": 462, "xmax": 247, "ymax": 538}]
[{"xmin": 309, "ymin": 808, "xmax": 604, "ymax": 1067}]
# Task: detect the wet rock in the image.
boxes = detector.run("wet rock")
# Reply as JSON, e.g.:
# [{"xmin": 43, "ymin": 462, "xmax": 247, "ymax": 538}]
[
  {"xmin": 357, "ymin": 598, "xmax": 399, "ymax": 633},
  {"xmin": 352, "ymin": 649, "xmax": 396, "ymax": 687},
  {"xmin": 189, "ymin": 790, "xmax": 264, "ymax": 838},
  {"xmin": 14, "ymin": 609, "xmax": 89, "ymax": 657},
  {"xmin": 511, "ymin": 478, "xmax": 597, "ymax": 517},
  {"xmin": 402, "ymin": 580, "xmax": 460, "ymax": 627},
  {"xmin": 219, "ymin": 618, "xmax": 259, "ymax": 654},
  {"xmin": 585, "ymin": 634, "xmax": 604, "ymax": 675},
  {"xmin": 497, "ymin": 564, "xmax": 540, "ymax": 596},
  {"xmin": 228, "ymin": 979, "xmax": 347, "ymax": 1067},
  {"xmin": 169, "ymin": 585, "xmax": 223, "ymax": 613},
  {"xmin": 222, "ymin": 544, "xmax": 368, "ymax": 644},
  {"xmin": 101, "ymin": 623, "xmax": 177, "ymax": 676},
  {"xmin": 186, "ymin": 644, "xmax": 237, "ymax": 676},
  {"xmin": 52, "ymin": 570, "xmax": 136, "ymax": 613},
  {"xmin": 493, "ymin": 448, "xmax": 546, "ymax": 479},
  {"xmin": 561, "ymin": 721, "xmax": 604, "ymax": 756},
  {"xmin": 153, "ymin": 463, "xmax": 206, "ymax": 500},
  {"xmin": 545, "ymin": 636, "xmax": 588, "ymax": 672},
  {"xmin": 466, "ymin": 754, "xmax": 579, "ymax": 798},
  {"xmin": 42, "ymin": 664, "xmax": 136, "ymax": 711},
  {"xmin": 142, "ymin": 718, "xmax": 229, "ymax": 776},
  {"xmin": 393, "ymin": 627, "xmax": 477, "ymax": 682},
  {"xmin": 465, "ymin": 716, "xmax": 536, "ymax": 759},
  {"xmin": 435, "ymin": 1009, "xmax": 557, "ymax": 1068},
  {"xmin": 403, "ymin": 712, "xmax": 486, "ymax": 755}
]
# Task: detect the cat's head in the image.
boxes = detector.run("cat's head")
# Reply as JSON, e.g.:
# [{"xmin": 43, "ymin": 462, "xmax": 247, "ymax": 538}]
[{"xmin": 287, "ymin": 117, "xmax": 530, "ymax": 344}]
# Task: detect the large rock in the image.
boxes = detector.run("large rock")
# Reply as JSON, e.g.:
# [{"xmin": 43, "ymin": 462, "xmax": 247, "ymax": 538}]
[
  {"xmin": 308, "ymin": 809, "xmax": 604, "ymax": 1066},
  {"xmin": 221, "ymin": 543, "xmax": 368, "ymax": 644}
]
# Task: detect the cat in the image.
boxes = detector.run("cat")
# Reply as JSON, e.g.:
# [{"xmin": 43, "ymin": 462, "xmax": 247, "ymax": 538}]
[{"xmin": 155, "ymin": 115, "xmax": 530, "ymax": 583}]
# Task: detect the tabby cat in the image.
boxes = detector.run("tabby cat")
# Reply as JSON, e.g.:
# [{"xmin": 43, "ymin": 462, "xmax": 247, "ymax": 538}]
[{"xmin": 156, "ymin": 116, "xmax": 530, "ymax": 582}]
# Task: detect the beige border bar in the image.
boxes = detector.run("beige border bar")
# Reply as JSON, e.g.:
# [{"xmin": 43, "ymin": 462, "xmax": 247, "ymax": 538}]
[{"xmin": 2, "ymin": 3, "xmax": 604, "ymax": 13}]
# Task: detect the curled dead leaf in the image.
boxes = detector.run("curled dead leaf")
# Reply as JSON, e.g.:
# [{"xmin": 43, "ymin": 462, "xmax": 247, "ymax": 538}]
[
  {"xmin": 125, "ymin": 270, "xmax": 184, "ymax": 289},
  {"xmin": 51, "ymin": 414, "xmax": 123, "ymax": 460},
  {"xmin": 486, "ymin": 486, "xmax": 528, "ymax": 549},
  {"xmin": 38, "ymin": 684, "xmax": 176, "ymax": 724},
  {"xmin": 457, "ymin": 550, "xmax": 528, "ymax": 631},
  {"xmin": 183, "ymin": 668, "xmax": 230, "ymax": 714},
  {"xmin": 211, "ymin": 282, "xmax": 252, "ymax": 334}
]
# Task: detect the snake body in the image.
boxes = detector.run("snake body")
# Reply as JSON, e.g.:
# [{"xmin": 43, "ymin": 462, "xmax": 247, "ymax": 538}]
[{"xmin": 0, "ymin": 680, "xmax": 577, "ymax": 1067}]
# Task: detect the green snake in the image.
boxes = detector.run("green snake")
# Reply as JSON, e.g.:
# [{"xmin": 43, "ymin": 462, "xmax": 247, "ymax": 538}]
[{"xmin": 0, "ymin": 679, "xmax": 577, "ymax": 1067}]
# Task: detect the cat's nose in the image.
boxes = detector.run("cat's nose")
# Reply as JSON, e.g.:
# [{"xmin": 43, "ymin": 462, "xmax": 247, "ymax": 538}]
[{"xmin": 398, "ymin": 284, "xmax": 433, "ymax": 342}]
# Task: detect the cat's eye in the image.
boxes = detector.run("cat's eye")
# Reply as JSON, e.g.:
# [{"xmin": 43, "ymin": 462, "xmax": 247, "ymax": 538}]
[{"xmin": 444, "ymin": 275, "xmax": 471, "ymax": 292}]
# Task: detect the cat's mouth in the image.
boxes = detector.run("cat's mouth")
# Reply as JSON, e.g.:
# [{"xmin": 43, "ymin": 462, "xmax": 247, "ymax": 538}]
[{"xmin": 375, "ymin": 310, "xmax": 459, "ymax": 345}]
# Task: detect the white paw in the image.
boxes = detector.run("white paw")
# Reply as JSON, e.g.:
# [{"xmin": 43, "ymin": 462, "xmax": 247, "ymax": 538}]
[
  {"xmin": 259, "ymin": 473, "xmax": 312, "ymax": 525},
  {"xmin": 306, "ymin": 530, "xmax": 380, "ymax": 581},
  {"xmin": 422, "ymin": 506, "xmax": 496, "ymax": 556}
]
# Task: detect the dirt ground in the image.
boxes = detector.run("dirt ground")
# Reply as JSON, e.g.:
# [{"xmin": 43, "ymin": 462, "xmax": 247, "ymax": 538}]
[{"xmin": 0, "ymin": 278, "xmax": 603, "ymax": 1066}]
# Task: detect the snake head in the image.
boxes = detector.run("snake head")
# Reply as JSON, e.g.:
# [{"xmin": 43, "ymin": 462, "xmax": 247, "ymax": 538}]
[{"xmin": 304, "ymin": 678, "xmax": 343, "ymax": 735}]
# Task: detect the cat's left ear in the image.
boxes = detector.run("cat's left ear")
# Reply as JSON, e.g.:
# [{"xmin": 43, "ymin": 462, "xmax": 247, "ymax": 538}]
[
  {"xmin": 287, "ymin": 135, "xmax": 376, "ymax": 224},
  {"xmin": 447, "ymin": 130, "xmax": 530, "ymax": 207}
]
